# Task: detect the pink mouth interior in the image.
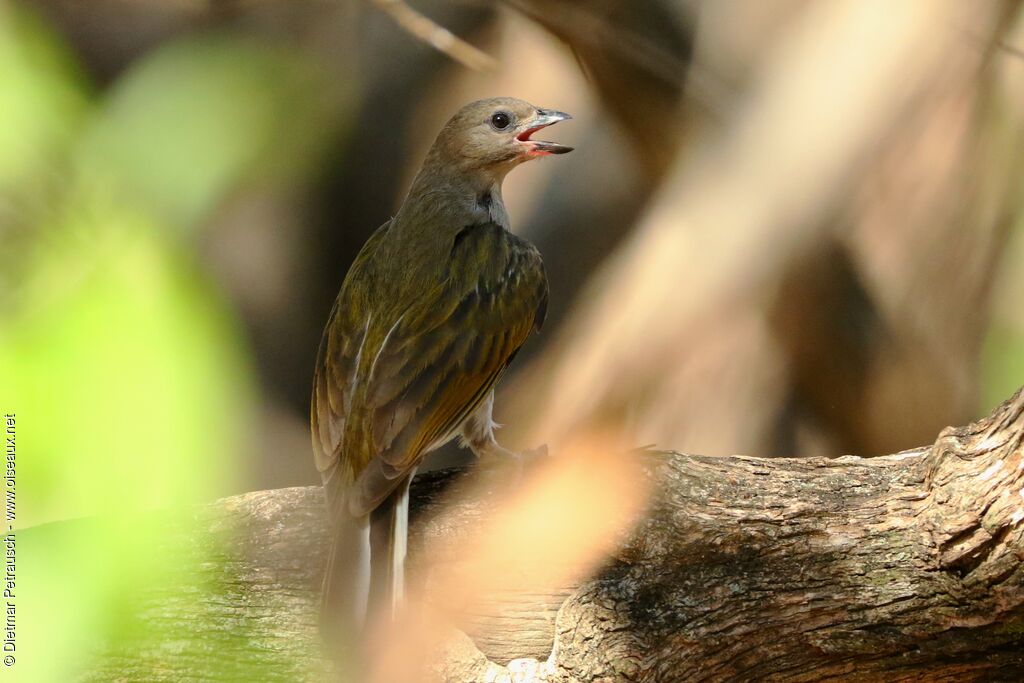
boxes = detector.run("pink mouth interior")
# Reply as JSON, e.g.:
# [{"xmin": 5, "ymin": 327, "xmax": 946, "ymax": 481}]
[{"xmin": 516, "ymin": 126, "xmax": 544, "ymax": 142}]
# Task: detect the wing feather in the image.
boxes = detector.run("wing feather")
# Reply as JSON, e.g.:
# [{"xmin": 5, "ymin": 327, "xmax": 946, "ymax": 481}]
[{"xmin": 312, "ymin": 220, "xmax": 548, "ymax": 518}]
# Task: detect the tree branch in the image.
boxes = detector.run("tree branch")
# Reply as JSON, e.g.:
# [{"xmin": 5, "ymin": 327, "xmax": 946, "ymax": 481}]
[{"xmin": 81, "ymin": 389, "xmax": 1024, "ymax": 681}]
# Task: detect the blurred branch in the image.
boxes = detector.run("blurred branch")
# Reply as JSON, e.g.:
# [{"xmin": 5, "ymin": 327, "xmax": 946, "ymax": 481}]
[
  {"xmin": 509, "ymin": 0, "xmax": 1018, "ymax": 457},
  {"xmin": 370, "ymin": 0, "xmax": 496, "ymax": 70},
  {"xmin": 997, "ymin": 38, "xmax": 1024, "ymax": 60},
  {"xmin": 73, "ymin": 387, "xmax": 1024, "ymax": 681},
  {"xmin": 498, "ymin": 0, "xmax": 694, "ymax": 175},
  {"xmin": 498, "ymin": 0, "xmax": 687, "ymax": 85}
]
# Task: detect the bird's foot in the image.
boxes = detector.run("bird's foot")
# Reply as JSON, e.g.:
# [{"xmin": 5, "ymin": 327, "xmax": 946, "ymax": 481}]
[
  {"xmin": 518, "ymin": 443, "xmax": 548, "ymax": 468},
  {"xmin": 475, "ymin": 443, "xmax": 548, "ymax": 486},
  {"xmin": 501, "ymin": 443, "xmax": 549, "ymax": 485}
]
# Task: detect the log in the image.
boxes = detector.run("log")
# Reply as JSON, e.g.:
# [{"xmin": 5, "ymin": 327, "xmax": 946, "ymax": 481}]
[{"xmin": 79, "ymin": 388, "xmax": 1024, "ymax": 681}]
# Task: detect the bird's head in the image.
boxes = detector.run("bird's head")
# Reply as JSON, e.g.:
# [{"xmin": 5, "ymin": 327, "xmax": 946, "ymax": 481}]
[{"xmin": 429, "ymin": 97, "xmax": 573, "ymax": 176}]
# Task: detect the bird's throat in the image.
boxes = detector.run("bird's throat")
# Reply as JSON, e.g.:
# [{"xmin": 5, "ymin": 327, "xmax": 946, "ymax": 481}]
[
  {"xmin": 476, "ymin": 185, "xmax": 510, "ymax": 227},
  {"xmin": 403, "ymin": 163, "xmax": 511, "ymax": 230}
]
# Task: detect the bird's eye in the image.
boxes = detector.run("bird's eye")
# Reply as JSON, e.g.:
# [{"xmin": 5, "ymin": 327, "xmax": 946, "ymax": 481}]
[{"xmin": 490, "ymin": 112, "xmax": 511, "ymax": 130}]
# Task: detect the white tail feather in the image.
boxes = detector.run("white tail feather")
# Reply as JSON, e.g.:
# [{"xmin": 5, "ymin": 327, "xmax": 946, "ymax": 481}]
[{"xmin": 391, "ymin": 482, "xmax": 410, "ymax": 618}]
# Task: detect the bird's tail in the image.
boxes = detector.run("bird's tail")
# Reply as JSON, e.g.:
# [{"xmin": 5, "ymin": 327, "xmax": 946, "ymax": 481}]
[
  {"xmin": 368, "ymin": 476, "xmax": 411, "ymax": 621},
  {"xmin": 320, "ymin": 476, "xmax": 412, "ymax": 651},
  {"xmin": 321, "ymin": 505, "xmax": 371, "ymax": 652}
]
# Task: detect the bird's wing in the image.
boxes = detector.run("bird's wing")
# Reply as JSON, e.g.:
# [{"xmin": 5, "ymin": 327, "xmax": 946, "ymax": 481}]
[
  {"xmin": 311, "ymin": 221, "xmax": 392, "ymax": 510},
  {"xmin": 346, "ymin": 222, "xmax": 548, "ymax": 516}
]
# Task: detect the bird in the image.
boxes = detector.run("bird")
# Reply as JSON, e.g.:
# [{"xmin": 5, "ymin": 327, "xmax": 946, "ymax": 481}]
[{"xmin": 310, "ymin": 97, "xmax": 572, "ymax": 644}]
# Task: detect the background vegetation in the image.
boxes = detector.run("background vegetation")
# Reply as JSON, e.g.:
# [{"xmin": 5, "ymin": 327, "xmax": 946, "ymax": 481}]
[{"xmin": 2, "ymin": 0, "xmax": 1022, "ymax": 680}]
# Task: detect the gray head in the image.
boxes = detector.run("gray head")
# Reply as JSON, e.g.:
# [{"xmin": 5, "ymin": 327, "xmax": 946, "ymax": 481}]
[{"xmin": 426, "ymin": 97, "xmax": 573, "ymax": 175}]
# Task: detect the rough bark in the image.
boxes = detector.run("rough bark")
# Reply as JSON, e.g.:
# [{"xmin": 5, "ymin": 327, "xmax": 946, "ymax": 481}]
[{"xmin": 79, "ymin": 388, "xmax": 1024, "ymax": 682}]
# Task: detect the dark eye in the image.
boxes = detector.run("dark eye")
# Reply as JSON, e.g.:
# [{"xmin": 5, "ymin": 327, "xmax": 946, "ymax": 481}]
[{"xmin": 490, "ymin": 111, "xmax": 511, "ymax": 130}]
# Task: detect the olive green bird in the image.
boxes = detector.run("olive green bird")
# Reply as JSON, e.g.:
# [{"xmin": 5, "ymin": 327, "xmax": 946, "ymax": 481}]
[{"xmin": 311, "ymin": 98, "xmax": 572, "ymax": 635}]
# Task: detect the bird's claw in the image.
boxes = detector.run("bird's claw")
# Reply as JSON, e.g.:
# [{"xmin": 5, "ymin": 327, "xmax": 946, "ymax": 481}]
[
  {"xmin": 477, "ymin": 443, "xmax": 548, "ymax": 486},
  {"xmin": 506, "ymin": 443, "xmax": 548, "ymax": 484},
  {"xmin": 519, "ymin": 443, "xmax": 548, "ymax": 466}
]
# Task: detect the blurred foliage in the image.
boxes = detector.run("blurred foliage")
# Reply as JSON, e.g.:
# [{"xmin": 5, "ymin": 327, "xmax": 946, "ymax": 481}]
[
  {"xmin": 0, "ymin": 3, "xmax": 351, "ymax": 680},
  {"xmin": 979, "ymin": 50, "xmax": 1024, "ymax": 415},
  {"xmin": 0, "ymin": 0, "xmax": 1021, "ymax": 679},
  {"xmin": 984, "ymin": 323, "xmax": 1024, "ymax": 410},
  {"xmin": 0, "ymin": 5, "xmax": 87, "ymax": 191},
  {"xmin": 78, "ymin": 35, "xmax": 342, "ymax": 230},
  {"xmin": 982, "ymin": 216, "xmax": 1024, "ymax": 413}
]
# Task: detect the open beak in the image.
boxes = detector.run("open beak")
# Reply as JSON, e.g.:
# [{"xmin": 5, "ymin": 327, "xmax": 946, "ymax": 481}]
[{"xmin": 517, "ymin": 109, "xmax": 573, "ymax": 156}]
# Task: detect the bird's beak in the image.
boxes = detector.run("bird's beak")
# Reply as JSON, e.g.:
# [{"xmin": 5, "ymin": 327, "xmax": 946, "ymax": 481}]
[{"xmin": 516, "ymin": 109, "xmax": 573, "ymax": 156}]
